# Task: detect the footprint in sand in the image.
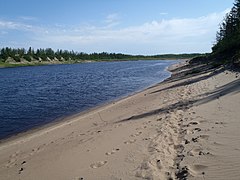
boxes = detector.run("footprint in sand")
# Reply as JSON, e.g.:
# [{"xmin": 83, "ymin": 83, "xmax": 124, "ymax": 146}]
[
  {"xmin": 176, "ymin": 166, "xmax": 189, "ymax": 179},
  {"xmin": 90, "ymin": 130, "xmax": 102, "ymax": 135},
  {"xmin": 18, "ymin": 161, "xmax": 27, "ymax": 174},
  {"xmin": 30, "ymin": 146, "xmax": 42, "ymax": 155},
  {"xmin": 6, "ymin": 151, "xmax": 21, "ymax": 168},
  {"xmin": 192, "ymin": 127, "xmax": 202, "ymax": 133},
  {"xmin": 192, "ymin": 137, "xmax": 199, "ymax": 143},
  {"xmin": 114, "ymin": 123, "xmax": 122, "ymax": 128},
  {"xmin": 18, "ymin": 167, "xmax": 24, "ymax": 174},
  {"xmin": 143, "ymin": 137, "xmax": 151, "ymax": 141},
  {"xmin": 90, "ymin": 161, "xmax": 107, "ymax": 169},
  {"xmin": 6, "ymin": 158, "xmax": 17, "ymax": 168},
  {"xmin": 143, "ymin": 121, "xmax": 152, "ymax": 125},
  {"xmin": 187, "ymin": 147, "xmax": 204, "ymax": 156},
  {"xmin": 199, "ymin": 134, "xmax": 210, "ymax": 140},
  {"xmin": 189, "ymin": 111, "xmax": 196, "ymax": 115},
  {"xmin": 73, "ymin": 177, "xmax": 84, "ymax": 180},
  {"xmin": 124, "ymin": 139, "xmax": 136, "ymax": 144},
  {"xmin": 105, "ymin": 148, "xmax": 120, "ymax": 155},
  {"xmin": 130, "ymin": 132, "xmax": 142, "ymax": 137},
  {"xmin": 215, "ymin": 121, "xmax": 225, "ymax": 126},
  {"xmin": 189, "ymin": 164, "xmax": 208, "ymax": 175},
  {"xmin": 187, "ymin": 121, "xmax": 199, "ymax": 127}
]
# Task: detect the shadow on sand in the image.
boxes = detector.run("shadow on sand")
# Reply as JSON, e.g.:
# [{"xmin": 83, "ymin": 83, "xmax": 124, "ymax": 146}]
[
  {"xmin": 150, "ymin": 67, "xmax": 224, "ymax": 95},
  {"xmin": 117, "ymin": 77, "xmax": 240, "ymax": 123}
]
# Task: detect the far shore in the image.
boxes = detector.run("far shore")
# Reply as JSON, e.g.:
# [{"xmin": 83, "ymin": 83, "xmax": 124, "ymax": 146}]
[
  {"xmin": 0, "ymin": 60, "xmax": 239, "ymax": 180},
  {"xmin": 0, "ymin": 58, "xmax": 188, "ymax": 68}
]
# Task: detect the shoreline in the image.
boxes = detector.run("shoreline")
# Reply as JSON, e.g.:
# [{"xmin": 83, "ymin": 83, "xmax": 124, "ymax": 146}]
[
  {"xmin": 0, "ymin": 58, "xmax": 186, "ymax": 68},
  {"xmin": 0, "ymin": 60, "xmax": 177, "ymax": 144},
  {"xmin": 0, "ymin": 60, "xmax": 239, "ymax": 179}
]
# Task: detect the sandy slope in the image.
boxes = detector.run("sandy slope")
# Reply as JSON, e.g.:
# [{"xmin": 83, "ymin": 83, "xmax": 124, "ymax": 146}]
[{"xmin": 0, "ymin": 62, "xmax": 239, "ymax": 180}]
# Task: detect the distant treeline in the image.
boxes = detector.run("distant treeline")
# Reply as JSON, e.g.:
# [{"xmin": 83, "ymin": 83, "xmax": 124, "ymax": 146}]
[
  {"xmin": 191, "ymin": 0, "xmax": 240, "ymax": 67},
  {"xmin": 212, "ymin": 0, "xmax": 240, "ymax": 60},
  {"xmin": 0, "ymin": 47, "xmax": 203, "ymax": 64}
]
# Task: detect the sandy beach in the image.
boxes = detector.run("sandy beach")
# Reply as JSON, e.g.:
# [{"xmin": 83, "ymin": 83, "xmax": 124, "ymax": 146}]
[{"xmin": 0, "ymin": 61, "xmax": 240, "ymax": 180}]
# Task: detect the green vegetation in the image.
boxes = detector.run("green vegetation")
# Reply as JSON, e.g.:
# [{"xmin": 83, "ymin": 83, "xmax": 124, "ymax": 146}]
[
  {"xmin": 191, "ymin": 0, "xmax": 240, "ymax": 67},
  {"xmin": 0, "ymin": 46, "xmax": 203, "ymax": 68}
]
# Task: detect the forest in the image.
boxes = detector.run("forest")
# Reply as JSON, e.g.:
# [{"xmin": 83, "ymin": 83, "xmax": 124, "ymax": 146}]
[
  {"xmin": 191, "ymin": 0, "xmax": 240, "ymax": 67},
  {"xmin": 0, "ymin": 46, "xmax": 203, "ymax": 67}
]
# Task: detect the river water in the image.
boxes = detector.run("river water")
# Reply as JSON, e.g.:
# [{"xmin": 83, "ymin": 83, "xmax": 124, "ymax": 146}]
[{"xmin": 0, "ymin": 60, "xmax": 178, "ymax": 139}]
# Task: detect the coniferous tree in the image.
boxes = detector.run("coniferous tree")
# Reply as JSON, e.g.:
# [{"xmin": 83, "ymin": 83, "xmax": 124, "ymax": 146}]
[{"xmin": 212, "ymin": 0, "xmax": 240, "ymax": 65}]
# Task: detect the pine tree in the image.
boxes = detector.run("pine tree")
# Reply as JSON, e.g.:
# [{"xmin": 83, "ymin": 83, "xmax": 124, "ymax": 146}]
[{"xmin": 212, "ymin": 0, "xmax": 240, "ymax": 57}]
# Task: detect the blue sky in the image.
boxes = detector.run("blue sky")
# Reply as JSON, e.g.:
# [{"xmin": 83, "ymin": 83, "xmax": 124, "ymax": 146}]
[{"xmin": 0, "ymin": 0, "xmax": 234, "ymax": 55}]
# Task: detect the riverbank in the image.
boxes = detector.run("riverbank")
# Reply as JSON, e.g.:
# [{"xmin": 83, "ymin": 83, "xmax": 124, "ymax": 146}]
[
  {"xmin": 0, "ymin": 61, "xmax": 239, "ymax": 179},
  {"xmin": 0, "ymin": 58, "xmax": 181, "ymax": 68},
  {"xmin": 0, "ymin": 60, "xmax": 83, "ymax": 68},
  {"xmin": 0, "ymin": 47, "xmax": 202, "ymax": 68}
]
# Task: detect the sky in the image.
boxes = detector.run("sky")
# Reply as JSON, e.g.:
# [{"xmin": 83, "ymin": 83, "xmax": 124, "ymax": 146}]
[{"xmin": 0, "ymin": 0, "xmax": 234, "ymax": 55}]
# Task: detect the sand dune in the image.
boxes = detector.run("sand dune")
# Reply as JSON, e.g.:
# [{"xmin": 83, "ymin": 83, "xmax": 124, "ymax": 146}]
[{"xmin": 0, "ymin": 62, "xmax": 239, "ymax": 180}]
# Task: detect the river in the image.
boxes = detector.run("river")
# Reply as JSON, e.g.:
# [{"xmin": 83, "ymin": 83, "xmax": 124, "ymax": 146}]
[{"xmin": 0, "ymin": 60, "xmax": 178, "ymax": 139}]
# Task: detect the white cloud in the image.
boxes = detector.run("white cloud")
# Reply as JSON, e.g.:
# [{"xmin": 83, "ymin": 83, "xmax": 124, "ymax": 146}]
[
  {"xmin": 0, "ymin": 20, "xmax": 30, "ymax": 30},
  {"xmin": 104, "ymin": 13, "xmax": 121, "ymax": 27},
  {"xmin": 0, "ymin": 9, "xmax": 230, "ymax": 54},
  {"xmin": 0, "ymin": 19, "xmax": 51, "ymax": 39}
]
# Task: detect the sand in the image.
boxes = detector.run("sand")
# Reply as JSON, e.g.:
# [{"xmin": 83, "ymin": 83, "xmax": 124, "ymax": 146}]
[{"xmin": 0, "ymin": 62, "xmax": 240, "ymax": 180}]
